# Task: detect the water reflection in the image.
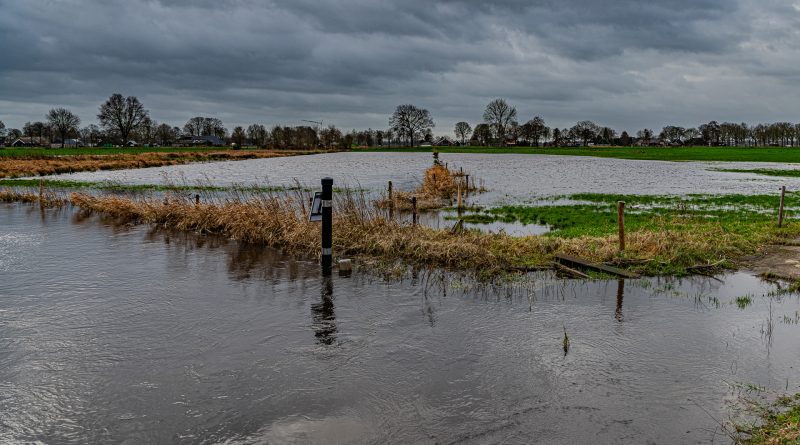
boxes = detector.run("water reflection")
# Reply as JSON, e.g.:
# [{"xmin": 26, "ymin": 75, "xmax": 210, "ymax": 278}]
[
  {"xmin": 311, "ymin": 276, "xmax": 337, "ymax": 345},
  {"xmin": 3, "ymin": 202, "xmax": 800, "ymax": 444}
]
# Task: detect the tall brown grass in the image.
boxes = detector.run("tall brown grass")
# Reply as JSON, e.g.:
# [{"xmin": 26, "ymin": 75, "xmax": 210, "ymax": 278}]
[
  {"xmin": 57, "ymin": 188, "xmax": 764, "ymax": 275},
  {"xmin": 378, "ymin": 163, "xmax": 481, "ymax": 211},
  {"xmin": 0, "ymin": 150, "xmax": 313, "ymax": 178}
]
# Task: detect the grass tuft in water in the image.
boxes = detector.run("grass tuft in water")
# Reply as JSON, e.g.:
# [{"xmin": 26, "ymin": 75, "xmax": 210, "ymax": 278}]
[{"xmin": 736, "ymin": 295, "xmax": 754, "ymax": 309}]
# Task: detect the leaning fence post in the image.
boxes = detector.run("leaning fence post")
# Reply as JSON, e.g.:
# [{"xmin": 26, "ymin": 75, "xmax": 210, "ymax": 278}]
[
  {"xmin": 321, "ymin": 177, "xmax": 333, "ymax": 275},
  {"xmin": 779, "ymin": 186, "xmax": 786, "ymax": 227},
  {"xmin": 618, "ymin": 201, "xmax": 626, "ymax": 252},
  {"xmin": 412, "ymin": 196, "xmax": 418, "ymax": 226}
]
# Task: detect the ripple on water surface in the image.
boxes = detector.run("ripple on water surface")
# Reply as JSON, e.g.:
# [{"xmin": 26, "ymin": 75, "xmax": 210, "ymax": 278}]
[
  {"xmin": 49, "ymin": 152, "xmax": 800, "ymax": 204},
  {"xmin": 0, "ymin": 202, "xmax": 799, "ymax": 444}
]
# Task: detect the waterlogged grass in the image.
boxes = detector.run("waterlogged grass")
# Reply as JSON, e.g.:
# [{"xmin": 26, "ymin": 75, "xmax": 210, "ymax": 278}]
[
  {"xmin": 738, "ymin": 393, "xmax": 800, "ymax": 444},
  {"xmin": 0, "ymin": 146, "xmax": 250, "ymax": 158},
  {"xmin": 714, "ymin": 168, "xmax": 800, "ymax": 178},
  {"xmin": 456, "ymin": 193, "xmax": 796, "ymax": 238},
  {"xmin": 6, "ymin": 185, "xmax": 800, "ymax": 276},
  {"xmin": 0, "ymin": 178, "xmax": 314, "ymax": 193},
  {"xmin": 736, "ymin": 295, "xmax": 754, "ymax": 309},
  {"xmin": 367, "ymin": 146, "xmax": 800, "ymax": 163},
  {"xmin": 446, "ymin": 192, "xmax": 800, "ymax": 275},
  {"xmin": 0, "ymin": 149, "xmax": 326, "ymax": 178}
]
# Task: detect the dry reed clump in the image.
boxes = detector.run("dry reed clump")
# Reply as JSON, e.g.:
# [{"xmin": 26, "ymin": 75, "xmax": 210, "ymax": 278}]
[
  {"xmin": 420, "ymin": 164, "xmax": 458, "ymax": 199},
  {"xmin": 377, "ymin": 163, "xmax": 481, "ymax": 211},
  {"xmin": 0, "ymin": 188, "xmax": 66, "ymax": 207},
  {"xmin": 0, "ymin": 188, "xmax": 772, "ymax": 275},
  {"xmin": 0, "ymin": 150, "xmax": 312, "ymax": 179}
]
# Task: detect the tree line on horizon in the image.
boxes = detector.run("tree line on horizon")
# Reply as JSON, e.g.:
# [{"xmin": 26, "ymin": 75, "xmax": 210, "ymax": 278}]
[{"xmin": 2, "ymin": 95, "xmax": 800, "ymax": 149}]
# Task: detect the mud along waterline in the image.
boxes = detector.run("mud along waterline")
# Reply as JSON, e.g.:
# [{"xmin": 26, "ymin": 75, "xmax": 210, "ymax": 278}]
[{"xmin": 1, "ymin": 202, "xmax": 799, "ymax": 444}]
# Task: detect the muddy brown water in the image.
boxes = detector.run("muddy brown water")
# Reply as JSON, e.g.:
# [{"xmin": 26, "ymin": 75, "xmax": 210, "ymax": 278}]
[{"xmin": 1, "ymin": 202, "xmax": 799, "ymax": 444}]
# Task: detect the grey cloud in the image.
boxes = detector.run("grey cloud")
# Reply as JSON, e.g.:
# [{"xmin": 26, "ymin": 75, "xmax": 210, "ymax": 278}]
[{"xmin": 0, "ymin": 0, "xmax": 798, "ymax": 134}]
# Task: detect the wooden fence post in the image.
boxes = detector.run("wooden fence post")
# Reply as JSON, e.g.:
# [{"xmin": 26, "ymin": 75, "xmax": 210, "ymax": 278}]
[
  {"xmin": 618, "ymin": 201, "xmax": 625, "ymax": 252},
  {"xmin": 412, "ymin": 196, "xmax": 417, "ymax": 226},
  {"xmin": 779, "ymin": 186, "xmax": 786, "ymax": 228}
]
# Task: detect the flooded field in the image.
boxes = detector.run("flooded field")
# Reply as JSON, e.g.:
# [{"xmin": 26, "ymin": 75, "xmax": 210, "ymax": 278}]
[
  {"xmin": 52, "ymin": 152, "xmax": 800, "ymax": 206},
  {"xmin": 1, "ymin": 202, "xmax": 799, "ymax": 444}
]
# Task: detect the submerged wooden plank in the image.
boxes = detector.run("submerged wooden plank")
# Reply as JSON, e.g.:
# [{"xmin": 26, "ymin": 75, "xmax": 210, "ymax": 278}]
[
  {"xmin": 554, "ymin": 262, "xmax": 591, "ymax": 279},
  {"xmin": 555, "ymin": 254, "xmax": 640, "ymax": 279}
]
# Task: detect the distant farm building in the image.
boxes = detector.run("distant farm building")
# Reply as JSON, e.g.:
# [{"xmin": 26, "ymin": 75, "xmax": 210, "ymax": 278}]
[
  {"xmin": 10, "ymin": 137, "xmax": 49, "ymax": 147},
  {"xmin": 50, "ymin": 139, "xmax": 82, "ymax": 148},
  {"xmin": 176, "ymin": 135, "xmax": 225, "ymax": 146},
  {"xmin": 433, "ymin": 136, "xmax": 456, "ymax": 146}
]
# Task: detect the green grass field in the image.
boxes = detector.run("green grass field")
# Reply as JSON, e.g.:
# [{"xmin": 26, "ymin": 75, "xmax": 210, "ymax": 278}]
[
  {"xmin": 0, "ymin": 146, "xmax": 249, "ymax": 158},
  {"xmin": 368, "ymin": 146, "xmax": 800, "ymax": 163},
  {"xmin": 713, "ymin": 168, "xmax": 800, "ymax": 177},
  {"xmin": 454, "ymin": 192, "xmax": 795, "ymax": 238}
]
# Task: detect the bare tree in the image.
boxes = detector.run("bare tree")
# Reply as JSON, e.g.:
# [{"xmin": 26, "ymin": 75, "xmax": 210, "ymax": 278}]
[
  {"xmin": 320, "ymin": 125, "xmax": 342, "ymax": 148},
  {"xmin": 155, "ymin": 123, "xmax": 176, "ymax": 146},
  {"xmin": 231, "ymin": 126, "xmax": 246, "ymax": 148},
  {"xmin": 98, "ymin": 94, "xmax": 149, "ymax": 144},
  {"xmin": 247, "ymin": 124, "xmax": 268, "ymax": 147},
  {"xmin": 47, "ymin": 108, "xmax": 81, "ymax": 148},
  {"xmin": 527, "ymin": 116, "xmax": 547, "ymax": 147},
  {"xmin": 483, "ymin": 99, "xmax": 517, "ymax": 145},
  {"xmin": 0, "ymin": 120, "xmax": 5, "ymax": 138},
  {"xmin": 472, "ymin": 123, "xmax": 493, "ymax": 146},
  {"xmin": 80, "ymin": 124, "xmax": 102, "ymax": 146},
  {"xmin": 571, "ymin": 121, "xmax": 600, "ymax": 146},
  {"xmin": 389, "ymin": 104, "xmax": 434, "ymax": 147},
  {"xmin": 454, "ymin": 121, "xmax": 472, "ymax": 145}
]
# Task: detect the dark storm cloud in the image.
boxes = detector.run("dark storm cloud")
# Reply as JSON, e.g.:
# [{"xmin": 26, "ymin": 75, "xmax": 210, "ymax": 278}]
[{"xmin": 0, "ymin": 0, "xmax": 798, "ymax": 133}]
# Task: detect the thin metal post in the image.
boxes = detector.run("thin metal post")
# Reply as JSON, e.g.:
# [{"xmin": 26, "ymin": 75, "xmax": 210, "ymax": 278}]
[
  {"xmin": 321, "ymin": 177, "xmax": 333, "ymax": 275},
  {"xmin": 779, "ymin": 186, "xmax": 786, "ymax": 227},
  {"xmin": 618, "ymin": 201, "xmax": 625, "ymax": 252}
]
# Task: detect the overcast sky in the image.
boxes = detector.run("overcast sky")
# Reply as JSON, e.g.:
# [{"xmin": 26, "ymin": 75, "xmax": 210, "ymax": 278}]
[{"xmin": 1, "ymin": 0, "xmax": 799, "ymax": 135}]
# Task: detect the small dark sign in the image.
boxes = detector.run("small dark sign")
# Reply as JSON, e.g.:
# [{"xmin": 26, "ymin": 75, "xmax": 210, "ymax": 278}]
[{"xmin": 309, "ymin": 192, "xmax": 323, "ymax": 222}]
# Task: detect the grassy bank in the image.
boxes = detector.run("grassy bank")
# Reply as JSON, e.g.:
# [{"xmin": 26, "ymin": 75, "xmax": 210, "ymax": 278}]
[
  {"xmin": 367, "ymin": 146, "xmax": 800, "ymax": 163},
  {"xmin": 738, "ymin": 393, "xmax": 800, "ymax": 444},
  {"xmin": 0, "ymin": 178, "xmax": 314, "ymax": 193},
  {"xmin": 715, "ymin": 168, "xmax": 800, "ymax": 178},
  {"xmin": 0, "ymin": 146, "xmax": 234, "ymax": 158},
  {"xmin": 3, "ymin": 185, "xmax": 798, "ymax": 277},
  {"xmin": 0, "ymin": 149, "xmax": 326, "ymax": 178},
  {"xmin": 451, "ymin": 192, "xmax": 800, "ymax": 274}
]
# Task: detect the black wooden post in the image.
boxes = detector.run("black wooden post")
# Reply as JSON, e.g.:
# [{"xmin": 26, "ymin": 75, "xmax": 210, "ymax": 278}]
[
  {"xmin": 195, "ymin": 194, "xmax": 200, "ymax": 205},
  {"xmin": 321, "ymin": 177, "xmax": 333, "ymax": 275},
  {"xmin": 412, "ymin": 196, "xmax": 417, "ymax": 226}
]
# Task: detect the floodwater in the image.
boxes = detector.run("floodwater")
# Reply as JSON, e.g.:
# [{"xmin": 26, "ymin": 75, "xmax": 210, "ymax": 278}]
[
  {"xmin": 2, "ymin": 202, "xmax": 800, "ymax": 444},
  {"xmin": 41, "ymin": 152, "xmax": 800, "ymax": 235},
  {"xmin": 53, "ymin": 152, "xmax": 800, "ymax": 206}
]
